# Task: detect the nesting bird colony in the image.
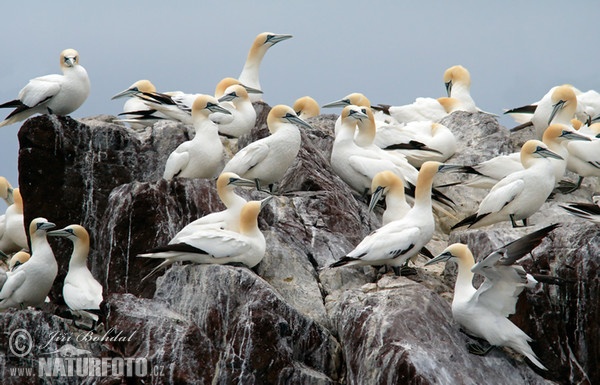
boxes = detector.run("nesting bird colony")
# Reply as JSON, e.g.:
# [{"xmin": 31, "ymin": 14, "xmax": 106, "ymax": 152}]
[{"xmin": 0, "ymin": 32, "xmax": 599, "ymax": 380}]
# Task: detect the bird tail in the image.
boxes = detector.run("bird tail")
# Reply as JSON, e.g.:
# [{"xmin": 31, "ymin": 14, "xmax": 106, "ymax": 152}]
[
  {"xmin": 141, "ymin": 259, "xmax": 174, "ymax": 282},
  {"xmin": 328, "ymin": 256, "xmax": 360, "ymax": 268},
  {"xmin": 451, "ymin": 213, "xmax": 480, "ymax": 229},
  {"xmin": 512, "ymin": 339, "xmax": 547, "ymax": 370}
]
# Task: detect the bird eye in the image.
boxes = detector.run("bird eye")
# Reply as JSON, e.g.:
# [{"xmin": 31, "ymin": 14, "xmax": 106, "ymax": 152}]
[{"xmin": 361, "ymin": 108, "xmax": 367, "ymax": 114}]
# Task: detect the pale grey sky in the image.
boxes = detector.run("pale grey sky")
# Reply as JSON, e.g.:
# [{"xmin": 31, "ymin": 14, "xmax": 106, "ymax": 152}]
[{"xmin": 1, "ymin": 1, "xmax": 599, "ymax": 207}]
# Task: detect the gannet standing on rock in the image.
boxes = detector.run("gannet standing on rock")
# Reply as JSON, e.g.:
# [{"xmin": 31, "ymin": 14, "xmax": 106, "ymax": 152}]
[
  {"xmin": 452, "ymin": 140, "xmax": 563, "ymax": 229},
  {"xmin": 163, "ymin": 95, "xmax": 230, "ymax": 180},
  {"xmin": 0, "ymin": 49, "xmax": 90, "ymax": 128},
  {"xmin": 48, "ymin": 225, "xmax": 103, "ymax": 326},
  {"xmin": 214, "ymin": 84, "xmax": 257, "ymax": 138},
  {"xmin": 238, "ymin": 32, "xmax": 293, "ymax": 102},
  {"xmin": 329, "ymin": 161, "xmax": 458, "ymax": 276},
  {"xmin": 425, "ymin": 224, "xmax": 561, "ymax": 370},
  {"xmin": 138, "ymin": 197, "xmax": 272, "ymax": 281},
  {"xmin": 0, "ymin": 218, "xmax": 56, "ymax": 310},
  {"xmin": 222, "ymin": 104, "xmax": 312, "ymax": 192},
  {"xmin": 111, "ymin": 79, "xmax": 168, "ymax": 129},
  {"xmin": 293, "ymin": 96, "xmax": 320, "ymax": 119},
  {"xmin": 0, "ymin": 188, "xmax": 28, "ymax": 254}
]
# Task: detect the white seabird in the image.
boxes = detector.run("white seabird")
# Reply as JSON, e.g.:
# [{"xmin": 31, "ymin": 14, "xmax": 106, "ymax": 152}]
[
  {"xmin": 424, "ymin": 224, "xmax": 561, "ymax": 370},
  {"xmin": 48, "ymin": 224, "xmax": 103, "ymax": 324},
  {"xmin": 238, "ymin": 32, "xmax": 293, "ymax": 102},
  {"xmin": 173, "ymin": 172, "xmax": 257, "ymax": 237},
  {"xmin": 214, "ymin": 84, "xmax": 257, "ymax": 138},
  {"xmin": 0, "ymin": 188, "xmax": 28, "ymax": 254},
  {"xmin": 214, "ymin": 77, "xmax": 262, "ymax": 99},
  {"xmin": 453, "ymin": 140, "xmax": 563, "ymax": 229},
  {"xmin": 0, "ymin": 250, "xmax": 31, "ymax": 292},
  {"xmin": 561, "ymin": 193, "xmax": 600, "ymax": 224},
  {"xmin": 0, "ymin": 177, "xmax": 15, "ymax": 246},
  {"xmin": 111, "ymin": 79, "xmax": 168, "ymax": 129},
  {"xmin": 565, "ymin": 123, "xmax": 600, "ymax": 191},
  {"xmin": 163, "ymin": 95, "xmax": 230, "ymax": 180},
  {"xmin": 0, "ymin": 218, "xmax": 56, "ymax": 309},
  {"xmin": 138, "ymin": 197, "xmax": 271, "ymax": 280},
  {"xmin": 0, "ymin": 49, "xmax": 90, "ymax": 128},
  {"xmin": 329, "ymin": 161, "xmax": 457, "ymax": 275},
  {"xmin": 368, "ymin": 170, "xmax": 411, "ymax": 225},
  {"xmin": 222, "ymin": 104, "xmax": 312, "ymax": 192},
  {"xmin": 293, "ymin": 96, "xmax": 320, "ymax": 120}
]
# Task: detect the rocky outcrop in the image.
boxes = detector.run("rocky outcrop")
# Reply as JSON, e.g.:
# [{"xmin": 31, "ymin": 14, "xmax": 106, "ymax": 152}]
[{"xmin": 1, "ymin": 105, "xmax": 597, "ymax": 384}]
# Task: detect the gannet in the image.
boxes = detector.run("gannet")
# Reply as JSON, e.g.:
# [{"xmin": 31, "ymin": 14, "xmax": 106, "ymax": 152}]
[
  {"xmin": 453, "ymin": 140, "xmax": 563, "ymax": 229},
  {"xmin": 173, "ymin": 172, "xmax": 257, "ymax": 237},
  {"xmin": 163, "ymin": 95, "xmax": 230, "ymax": 180},
  {"xmin": 0, "ymin": 49, "xmax": 90, "ymax": 128},
  {"xmin": 0, "ymin": 188, "xmax": 28, "ymax": 254},
  {"xmin": 459, "ymin": 124, "xmax": 590, "ymax": 190},
  {"xmin": 293, "ymin": 96, "xmax": 320, "ymax": 119},
  {"xmin": 138, "ymin": 197, "xmax": 271, "ymax": 280},
  {"xmin": 425, "ymin": 224, "xmax": 561, "ymax": 370},
  {"xmin": 222, "ymin": 104, "xmax": 312, "ymax": 192},
  {"xmin": 48, "ymin": 225, "xmax": 103, "ymax": 324},
  {"xmin": 0, "ymin": 177, "xmax": 14, "ymax": 206},
  {"xmin": 561, "ymin": 193, "xmax": 600, "ymax": 224},
  {"xmin": 0, "ymin": 218, "xmax": 56, "ymax": 309},
  {"xmin": 565, "ymin": 123, "xmax": 600, "ymax": 191},
  {"xmin": 111, "ymin": 79, "xmax": 168, "ymax": 129},
  {"xmin": 368, "ymin": 171, "xmax": 411, "ymax": 225},
  {"xmin": 214, "ymin": 84, "xmax": 257, "ymax": 138},
  {"xmin": 213, "ymin": 77, "xmax": 262, "ymax": 99},
  {"xmin": 238, "ymin": 32, "xmax": 293, "ymax": 102},
  {"xmin": 329, "ymin": 161, "xmax": 458, "ymax": 275},
  {"xmin": 0, "ymin": 251, "xmax": 30, "ymax": 293},
  {"xmin": 322, "ymin": 92, "xmax": 386, "ymax": 135},
  {"xmin": 374, "ymin": 121, "xmax": 457, "ymax": 167},
  {"xmin": 508, "ymin": 85, "xmax": 582, "ymax": 139}
]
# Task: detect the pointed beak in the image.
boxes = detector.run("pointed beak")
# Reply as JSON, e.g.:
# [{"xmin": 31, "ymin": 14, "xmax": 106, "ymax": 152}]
[
  {"xmin": 535, "ymin": 146, "xmax": 563, "ymax": 160},
  {"xmin": 38, "ymin": 222, "xmax": 56, "ymax": 231},
  {"xmin": 229, "ymin": 177, "xmax": 257, "ymax": 188},
  {"xmin": 348, "ymin": 109, "xmax": 369, "ymax": 121},
  {"xmin": 207, "ymin": 102, "xmax": 231, "ymax": 115},
  {"xmin": 218, "ymin": 92, "xmax": 237, "ymax": 103},
  {"xmin": 240, "ymin": 84, "xmax": 263, "ymax": 95},
  {"xmin": 445, "ymin": 81, "xmax": 452, "ymax": 97},
  {"xmin": 561, "ymin": 130, "xmax": 592, "ymax": 142},
  {"xmin": 368, "ymin": 186, "xmax": 385, "ymax": 212},
  {"xmin": 284, "ymin": 113, "xmax": 312, "ymax": 129},
  {"xmin": 64, "ymin": 57, "xmax": 76, "ymax": 68},
  {"xmin": 267, "ymin": 34, "xmax": 293, "ymax": 45},
  {"xmin": 322, "ymin": 99, "xmax": 350, "ymax": 109},
  {"xmin": 548, "ymin": 100, "xmax": 566, "ymax": 125},
  {"xmin": 47, "ymin": 229, "xmax": 71, "ymax": 238},
  {"xmin": 424, "ymin": 251, "xmax": 453, "ymax": 266},
  {"xmin": 260, "ymin": 195, "xmax": 274, "ymax": 209},
  {"xmin": 111, "ymin": 88, "xmax": 137, "ymax": 100},
  {"xmin": 438, "ymin": 164, "xmax": 463, "ymax": 173}
]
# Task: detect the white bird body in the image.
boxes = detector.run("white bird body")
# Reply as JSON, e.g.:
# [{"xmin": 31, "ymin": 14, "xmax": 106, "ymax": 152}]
[
  {"xmin": 566, "ymin": 123, "xmax": 600, "ymax": 181},
  {"xmin": 0, "ymin": 49, "xmax": 90, "ymax": 128},
  {"xmin": 138, "ymin": 198, "xmax": 270, "ymax": 280},
  {"xmin": 48, "ymin": 225, "xmax": 103, "ymax": 321},
  {"xmin": 454, "ymin": 140, "xmax": 562, "ymax": 229},
  {"xmin": 0, "ymin": 218, "xmax": 57, "ymax": 309},
  {"xmin": 238, "ymin": 32, "xmax": 293, "ymax": 102},
  {"xmin": 0, "ymin": 188, "xmax": 27, "ymax": 254},
  {"xmin": 214, "ymin": 84, "xmax": 257, "ymax": 137},
  {"xmin": 163, "ymin": 95, "xmax": 229, "ymax": 180},
  {"xmin": 425, "ymin": 225, "xmax": 560, "ymax": 370},
  {"xmin": 330, "ymin": 161, "xmax": 451, "ymax": 271},
  {"xmin": 222, "ymin": 104, "xmax": 311, "ymax": 190}
]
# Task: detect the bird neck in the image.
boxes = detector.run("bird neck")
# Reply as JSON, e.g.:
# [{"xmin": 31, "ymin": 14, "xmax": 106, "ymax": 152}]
[
  {"xmin": 413, "ymin": 168, "xmax": 435, "ymax": 208},
  {"xmin": 219, "ymin": 188, "xmax": 246, "ymax": 209},
  {"xmin": 336, "ymin": 120, "xmax": 357, "ymax": 143},
  {"xmin": 69, "ymin": 241, "xmax": 90, "ymax": 268},
  {"xmin": 355, "ymin": 116, "xmax": 376, "ymax": 147},
  {"xmin": 238, "ymin": 47, "xmax": 265, "ymax": 89},
  {"xmin": 454, "ymin": 257, "xmax": 476, "ymax": 297},
  {"xmin": 193, "ymin": 118, "xmax": 219, "ymax": 137}
]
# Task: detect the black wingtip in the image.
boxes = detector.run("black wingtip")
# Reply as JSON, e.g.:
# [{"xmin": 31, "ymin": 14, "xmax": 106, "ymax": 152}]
[
  {"xmin": 451, "ymin": 213, "xmax": 479, "ymax": 230},
  {"xmin": 504, "ymin": 104, "xmax": 537, "ymax": 115},
  {"xmin": 500, "ymin": 223, "xmax": 560, "ymax": 265},
  {"xmin": 509, "ymin": 120, "xmax": 534, "ymax": 132}
]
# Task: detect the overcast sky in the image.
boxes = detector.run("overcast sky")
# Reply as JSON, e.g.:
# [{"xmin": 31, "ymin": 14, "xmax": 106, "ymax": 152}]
[{"xmin": 1, "ymin": 1, "xmax": 599, "ymax": 207}]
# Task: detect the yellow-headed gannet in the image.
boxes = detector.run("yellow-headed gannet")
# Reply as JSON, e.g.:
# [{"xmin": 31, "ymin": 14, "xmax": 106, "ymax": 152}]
[
  {"xmin": 329, "ymin": 161, "xmax": 458, "ymax": 276},
  {"xmin": 0, "ymin": 251, "xmax": 30, "ymax": 291},
  {"xmin": 111, "ymin": 79, "xmax": 168, "ymax": 129},
  {"xmin": 48, "ymin": 225, "xmax": 103, "ymax": 324},
  {"xmin": 222, "ymin": 104, "xmax": 312, "ymax": 192},
  {"xmin": 0, "ymin": 49, "xmax": 90, "ymax": 128},
  {"xmin": 453, "ymin": 140, "xmax": 563, "ymax": 229},
  {"xmin": 163, "ymin": 95, "xmax": 230, "ymax": 180},
  {"xmin": 425, "ymin": 224, "xmax": 561, "ymax": 370},
  {"xmin": 0, "ymin": 188, "xmax": 28, "ymax": 254},
  {"xmin": 564, "ymin": 123, "xmax": 600, "ymax": 191},
  {"xmin": 214, "ymin": 84, "xmax": 257, "ymax": 138},
  {"xmin": 323, "ymin": 92, "xmax": 389, "ymax": 136},
  {"xmin": 368, "ymin": 171, "xmax": 411, "ymax": 225},
  {"xmin": 238, "ymin": 32, "xmax": 293, "ymax": 102},
  {"xmin": 139, "ymin": 197, "xmax": 271, "ymax": 280},
  {"xmin": 561, "ymin": 193, "xmax": 600, "ymax": 224},
  {"xmin": 293, "ymin": 96, "xmax": 320, "ymax": 120},
  {"xmin": 173, "ymin": 172, "xmax": 257, "ymax": 237},
  {"xmin": 459, "ymin": 124, "xmax": 590, "ymax": 190},
  {"xmin": 0, "ymin": 218, "xmax": 56, "ymax": 309},
  {"xmin": 214, "ymin": 77, "xmax": 262, "ymax": 99}
]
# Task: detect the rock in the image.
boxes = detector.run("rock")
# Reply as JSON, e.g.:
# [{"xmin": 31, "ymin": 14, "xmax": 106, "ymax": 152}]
[{"xmin": 7, "ymin": 108, "xmax": 597, "ymax": 384}]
